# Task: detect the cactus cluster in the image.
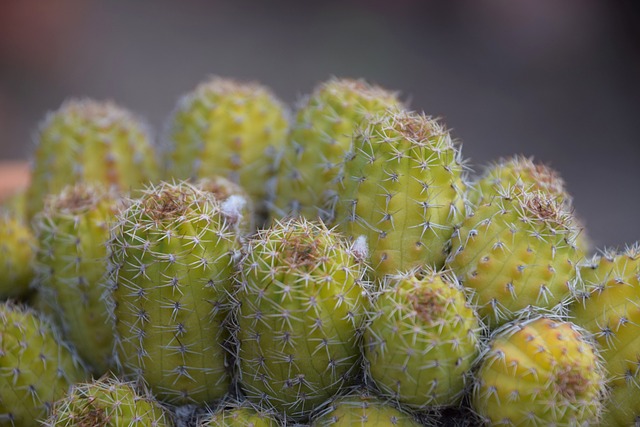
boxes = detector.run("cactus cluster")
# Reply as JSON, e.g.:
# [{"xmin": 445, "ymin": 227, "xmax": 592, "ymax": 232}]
[{"xmin": 1, "ymin": 75, "xmax": 632, "ymax": 426}]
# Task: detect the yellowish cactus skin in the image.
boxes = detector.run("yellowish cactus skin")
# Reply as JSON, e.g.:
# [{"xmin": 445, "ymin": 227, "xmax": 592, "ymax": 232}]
[
  {"xmin": 166, "ymin": 77, "xmax": 289, "ymax": 218},
  {"xmin": 0, "ymin": 212, "xmax": 36, "ymax": 299},
  {"xmin": 33, "ymin": 184, "xmax": 120, "ymax": 375},
  {"xmin": 26, "ymin": 99, "xmax": 159, "ymax": 220},
  {"xmin": 364, "ymin": 270, "xmax": 481, "ymax": 408},
  {"xmin": 199, "ymin": 402, "xmax": 280, "ymax": 427},
  {"xmin": 108, "ymin": 181, "xmax": 243, "ymax": 405},
  {"xmin": 311, "ymin": 393, "xmax": 422, "ymax": 427},
  {"xmin": 236, "ymin": 218, "xmax": 369, "ymax": 420},
  {"xmin": 271, "ymin": 78, "xmax": 402, "ymax": 222},
  {"xmin": 570, "ymin": 245, "xmax": 640, "ymax": 426},
  {"xmin": 472, "ymin": 317, "xmax": 606, "ymax": 426},
  {"xmin": 0, "ymin": 302, "xmax": 88, "ymax": 427},
  {"xmin": 446, "ymin": 188, "xmax": 582, "ymax": 329},
  {"xmin": 336, "ymin": 110, "xmax": 467, "ymax": 279},
  {"xmin": 44, "ymin": 376, "xmax": 170, "ymax": 427}
]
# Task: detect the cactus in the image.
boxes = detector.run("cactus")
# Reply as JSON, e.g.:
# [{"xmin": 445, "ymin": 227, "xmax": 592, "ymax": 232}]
[
  {"xmin": 271, "ymin": 78, "xmax": 402, "ymax": 222},
  {"xmin": 0, "ymin": 302, "xmax": 88, "ymax": 427},
  {"xmin": 235, "ymin": 218, "xmax": 369, "ymax": 419},
  {"xmin": 471, "ymin": 156, "xmax": 592, "ymax": 254},
  {"xmin": 335, "ymin": 110, "xmax": 467, "ymax": 280},
  {"xmin": 108, "ymin": 181, "xmax": 243, "ymax": 405},
  {"xmin": 364, "ymin": 269, "xmax": 481, "ymax": 408},
  {"xmin": 446, "ymin": 188, "xmax": 582, "ymax": 329},
  {"xmin": 0, "ymin": 212, "xmax": 36, "ymax": 299},
  {"xmin": 165, "ymin": 77, "xmax": 289, "ymax": 219},
  {"xmin": 43, "ymin": 376, "xmax": 170, "ymax": 427},
  {"xmin": 472, "ymin": 156, "xmax": 571, "ymax": 207},
  {"xmin": 570, "ymin": 245, "xmax": 640, "ymax": 426},
  {"xmin": 26, "ymin": 99, "xmax": 159, "ymax": 220},
  {"xmin": 472, "ymin": 317, "xmax": 606, "ymax": 426},
  {"xmin": 199, "ymin": 401, "xmax": 280, "ymax": 427},
  {"xmin": 195, "ymin": 176, "xmax": 255, "ymax": 234},
  {"xmin": 33, "ymin": 184, "xmax": 120, "ymax": 375},
  {"xmin": 310, "ymin": 392, "xmax": 422, "ymax": 427}
]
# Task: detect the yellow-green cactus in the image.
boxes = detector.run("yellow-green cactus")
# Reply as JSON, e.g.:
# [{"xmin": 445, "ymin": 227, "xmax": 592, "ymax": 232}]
[
  {"xmin": 44, "ymin": 376, "xmax": 170, "ymax": 426},
  {"xmin": 33, "ymin": 184, "xmax": 121, "ymax": 375},
  {"xmin": 570, "ymin": 245, "xmax": 640, "ymax": 426},
  {"xmin": 26, "ymin": 99, "xmax": 159, "ymax": 220},
  {"xmin": 364, "ymin": 270, "xmax": 481, "ymax": 408},
  {"xmin": 471, "ymin": 156, "xmax": 591, "ymax": 254},
  {"xmin": 236, "ymin": 218, "xmax": 369, "ymax": 419},
  {"xmin": 336, "ymin": 110, "xmax": 467, "ymax": 279},
  {"xmin": 165, "ymin": 77, "xmax": 289, "ymax": 218},
  {"xmin": 108, "ymin": 181, "xmax": 243, "ymax": 405},
  {"xmin": 472, "ymin": 156, "xmax": 570, "ymax": 207},
  {"xmin": 0, "ymin": 302, "xmax": 88, "ymax": 427},
  {"xmin": 310, "ymin": 393, "xmax": 422, "ymax": 427},
  {"xmin": 472, "ymin": 317, "xmax": 606, "ymax": 426},
  {"xmin": 199, "ymin": 401, "xmax": 280, "ymax": 427},
  {"xmin": 271, "ymin": 78, "xmax": 402, "ymax": 222},
  {"xmin": 446, "ymin": 188, "xmax": 582, "ymax": 329},
  {"xmin": 0, "ymin": 212, "xmax": 36, "ymax": 299}
]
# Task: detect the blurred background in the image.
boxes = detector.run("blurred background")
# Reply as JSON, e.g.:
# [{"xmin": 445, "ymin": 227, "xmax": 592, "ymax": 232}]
[{"xmin": 0, "ymin": 0, "xmax": 638, "ymax": 249}]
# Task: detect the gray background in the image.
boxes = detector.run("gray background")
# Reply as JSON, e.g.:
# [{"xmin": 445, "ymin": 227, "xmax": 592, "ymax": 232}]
[{"xmin": 1, "ymin": 0, "xmax": 638, "ymax": 249}]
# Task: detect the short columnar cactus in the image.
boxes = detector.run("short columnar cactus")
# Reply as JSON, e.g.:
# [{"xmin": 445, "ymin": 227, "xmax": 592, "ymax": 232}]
[
  {"xmin": 271, "ymin": 78, "xmax": 402, "ymax": 222},
  {"xmin": 364, "ymin": 270, "xmax": 481, "ymax": 408},
  {"xmin": 26, "ymin": 99, "xmax": 159, "ymax": 220},
  {"xmin": 199, "ymin": 401, "xmax": 281, "ymax": 427},
  {"xmin": 310, "ymin": 392, "xmax": 422, "ymax": 427},
  {"xmin": 446, "ymin": 188, "xmax": 582, "ymax": 329},
  {"xmin": 335, "ymin": 110, "xmax": 467, "ymax": 279},
  {"xmin": 236, "ymin": 218, "xmax": 369, "ymax": 419},
  {"xmin": 0, "ymin": 212, "xmax": 36, "ymax": 299},
  {"xmin": 33, "ymin": 184, "xmax": 120, "ymax": 375},
  {"xmin": 472, "ymin": 317, "xmax": 606, "ymax": 426},
  {"xmin": 570, "ymin": 245, "xmax": 640, "ymax": 426},
  {"xmin": 472, "ymin": 156, "xmax": 571, "ymax": 207},
  {"xmin": 108, "ymin": 181, "xmax": 243, "ymax": 405},
  {"xmin": 165, "ymin": 77, "xmax": 289, "ymax": 218},
  {"xmin": 43, "ymin": 376, "xmax": 170, "ymax": 427},
  {"xmin": 471, "ymin": 156, "xmax": 591, "ymax": 253},
  {"xmin": 0, "ymin": 302, "xmax": 88, "ymax": 427}
]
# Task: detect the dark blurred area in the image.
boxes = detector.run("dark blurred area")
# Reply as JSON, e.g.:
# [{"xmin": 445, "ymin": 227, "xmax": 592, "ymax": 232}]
[{"xmin": 1, "ymin": 0, "xmax": 639, "ymax": 248}]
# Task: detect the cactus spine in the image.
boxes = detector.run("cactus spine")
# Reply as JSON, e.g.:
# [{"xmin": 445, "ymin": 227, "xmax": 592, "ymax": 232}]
[
  {"xmin": 364, "ymin": 270, "xmax": 481, "ymax": 408},
  {"xmin": 165, "ymin": 77, "xmax": 289, "ymax": 219},
  {"xmin": 0, "ymin": 302, "xmax": 87, "ymax": 426},
  {"xmin": 44, "ymin": 376, "xmax": 170, "ymax": 427},
  {"xmin": 26, "ymin": 99, "xmax": 159, "ymax": 220},
  {"xmin": 336, "ymin": 110, "xmax": 466, "ymax": 279},
  {"xmin": 33, "ymin": 184, "xmax": 120, "ymax": 374},
  {"xmin": 271, "ymin": 78, "xmax": 402, "ymax": 222},
  {"xmin": 472, "ymin": 317, "xmax": 606, "ymax": 426},
  {"xmin": 446, "ymin": 188, "xmax": 582, "ymax": 329},
  {"xmin": 108, "ymin": 181, "xmax": 243, "ymax": 405},
  {"xmin": 236, "ymin": 218, "xmax": 369, "ymax": 419},
  {"xmin": 570, "ymin": 245, "xmax": 640, "ymax": 426}
]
